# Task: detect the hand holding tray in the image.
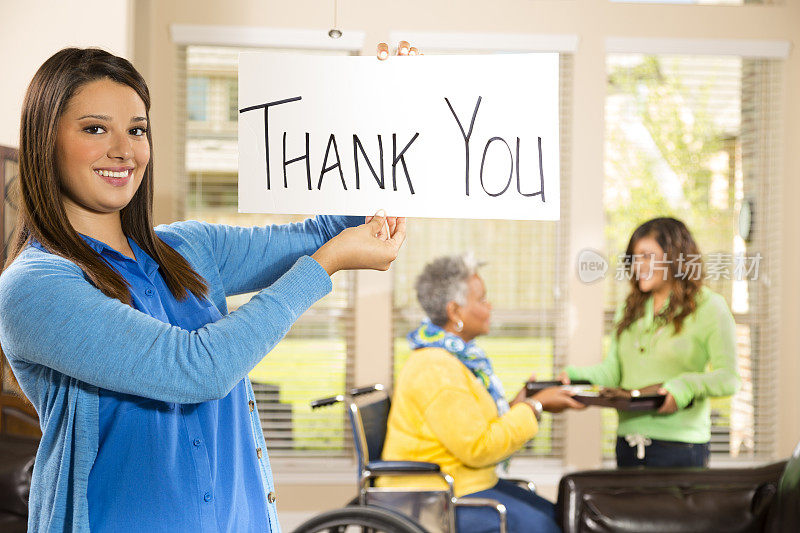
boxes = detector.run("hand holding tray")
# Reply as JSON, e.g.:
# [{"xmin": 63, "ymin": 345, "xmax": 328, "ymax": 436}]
[{"xmin": 525, "ymin": 380, "xmax": 666, "ymax": 411}]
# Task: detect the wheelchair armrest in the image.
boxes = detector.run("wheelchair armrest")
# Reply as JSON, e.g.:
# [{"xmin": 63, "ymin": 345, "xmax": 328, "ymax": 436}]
[
  {"xmin": 365, "ymin": 460, "xmax": 441, "ymax": 474},
  {"xmin": 360, "ymin": 460, "xmax": 455, "ymax": 510},
  {"xmin": 501, "ymin": 476, "xmax": 536, "ymax": 493},
  {"xmin": 455, "ymin": 497, "xmax": 508, "ymax": 533}
]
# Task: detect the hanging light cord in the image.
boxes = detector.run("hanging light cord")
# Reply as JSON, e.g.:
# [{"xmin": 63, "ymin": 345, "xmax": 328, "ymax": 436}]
[
  {"xmin": 328, "ymin": 0, "xmax": 342, "ymax": 39},
  {"xmin": 333, "ymin": 0, "xmax": 338, "ymax": 30}
]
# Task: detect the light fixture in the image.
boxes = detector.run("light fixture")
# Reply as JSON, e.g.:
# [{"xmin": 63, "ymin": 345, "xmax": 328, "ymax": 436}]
[{"xmin": 328, "ymin": 0, "xmax": 342, "ymax": 39}]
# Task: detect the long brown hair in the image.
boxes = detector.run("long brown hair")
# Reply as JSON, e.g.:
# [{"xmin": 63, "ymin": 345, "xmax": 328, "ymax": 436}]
[
  {"xmin": 616, "ymin": 217, "xmax": 703, "ymax": 337},
  {"xmin": 8, "ymin": 47, "xmax": 207, "ymax": 303},
  {"xmin": 2, "ymin": 48, "xmax": 210, "ymax": 404}
]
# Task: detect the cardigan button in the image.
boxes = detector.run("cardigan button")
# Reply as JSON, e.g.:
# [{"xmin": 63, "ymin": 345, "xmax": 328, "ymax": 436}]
[
  {"xmin": 256, "ymin": 447, "xmax": 263, "ymax": 459},
  {"xmin": 267, "ymin": 491, "xmax": 276, "ymax": 504},
  {"xmin": 249, "ymin": 400, "xmax": 255, "ymax": 412}
]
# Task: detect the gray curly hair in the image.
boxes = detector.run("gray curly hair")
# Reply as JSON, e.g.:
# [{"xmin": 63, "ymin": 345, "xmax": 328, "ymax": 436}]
[{"xmin": 415, "ymin": 253, "xmax": 482, "ymax": 327}]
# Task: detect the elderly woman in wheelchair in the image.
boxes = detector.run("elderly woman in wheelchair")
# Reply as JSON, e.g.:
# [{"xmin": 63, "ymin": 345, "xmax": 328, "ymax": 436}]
[
  {"xmin": 295, "ymin": 254, "xmax": 582, "ymax": 532},
  {"xmin": 378, "ymin": 253, "xmax": 583, "ymax": 533}
]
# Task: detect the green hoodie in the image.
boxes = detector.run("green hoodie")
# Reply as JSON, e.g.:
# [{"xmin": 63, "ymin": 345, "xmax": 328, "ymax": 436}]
[{"xmin": 566, "ymin": 286, "xmax": 741, "ymax": 443}]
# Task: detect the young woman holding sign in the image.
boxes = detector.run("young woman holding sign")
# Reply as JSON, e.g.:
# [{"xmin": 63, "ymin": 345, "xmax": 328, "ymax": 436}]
[
  {"xmin": 0, "ymin": 45, "xmax": 408, "ymax": 532},
  {"xmin": 560, "ymin": 218, "xmax": 740, "ymax": 468}
]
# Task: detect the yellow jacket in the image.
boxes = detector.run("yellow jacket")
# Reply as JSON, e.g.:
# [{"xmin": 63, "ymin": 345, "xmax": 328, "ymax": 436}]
[{"xmin": 380, "ymin": 347, "xmax": 538, "ymax": 497}]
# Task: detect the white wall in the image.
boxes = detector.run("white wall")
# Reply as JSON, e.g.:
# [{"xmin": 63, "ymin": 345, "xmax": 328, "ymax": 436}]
[{"xmin": 0, "ymin": 0, "xmax": 132, "ymax": 148}]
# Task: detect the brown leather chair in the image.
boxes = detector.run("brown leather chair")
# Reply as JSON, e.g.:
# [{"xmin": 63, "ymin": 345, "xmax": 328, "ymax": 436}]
[
  {"xmin": 556, "ymin": 443, "xmax": 800, "ymax": 533},
  {"xmin": 0, "ymin": 434, "xmax": 38, "ymax": 533},
  {"xmin": 0, "ymin": 373, "xmax": 41, "ymax": 533}
]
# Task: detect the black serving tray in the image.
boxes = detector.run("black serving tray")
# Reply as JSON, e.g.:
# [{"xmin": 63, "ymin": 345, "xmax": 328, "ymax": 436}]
[{"xmin": 525, "ymin": 380, "xmax": 666, "ymax": 412}]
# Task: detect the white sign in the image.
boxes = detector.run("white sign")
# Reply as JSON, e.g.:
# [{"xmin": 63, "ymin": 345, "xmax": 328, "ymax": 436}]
[{"xmin": 238, "ymin": 53, "xmax": 560, "ymax": 220}]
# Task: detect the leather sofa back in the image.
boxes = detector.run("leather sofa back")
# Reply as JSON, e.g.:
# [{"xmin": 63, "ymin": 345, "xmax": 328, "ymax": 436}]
[
  {"xmin": 558, "ymin": 461, "xmax": 787, "ymax": 533},
  {"xmin": 765, "ymin": 442, "xmax": 800, "ymax": 532},
  {"xmin": 0, "ymin": 435, "xmax": 38, "ymax": 519}
]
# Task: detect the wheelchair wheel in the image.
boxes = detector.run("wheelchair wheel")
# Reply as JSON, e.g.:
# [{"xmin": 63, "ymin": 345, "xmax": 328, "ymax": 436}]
[{"xmin": 291, "ymin": 505, "xmax": 428, "ymax": 533}]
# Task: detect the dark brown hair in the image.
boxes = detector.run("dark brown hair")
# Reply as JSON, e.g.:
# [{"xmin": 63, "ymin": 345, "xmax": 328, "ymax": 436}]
[
  {"xmin": 616, "ymin": 217, "xmax": 703, "ymax": 337},
  {"xmin": 7, "ymin": 47, "xmax": 207, "ymax": 303}
]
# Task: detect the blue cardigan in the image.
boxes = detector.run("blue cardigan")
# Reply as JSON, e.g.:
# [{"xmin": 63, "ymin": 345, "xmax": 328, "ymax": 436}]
[{"xmin": 0, "ymin": 215, "xmax": 360, "ymax": 532}]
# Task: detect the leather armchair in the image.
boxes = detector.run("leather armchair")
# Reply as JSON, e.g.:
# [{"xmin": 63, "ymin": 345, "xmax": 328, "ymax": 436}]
[
  {"xmin": 0, "ymin": 435, "xmax": 38, "ymax": 533},
  {"xmin": 556, "ymin": 444, "xmax": 800, "ymax": 533}
]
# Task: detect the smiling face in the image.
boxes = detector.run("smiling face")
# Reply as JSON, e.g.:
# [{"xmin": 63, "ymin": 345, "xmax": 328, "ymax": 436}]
[
  {"xmin": 55, "ymin": 78, "xmax": 149, "ymax": 224},
  {"xmin": 631, "ymin": 234, "xmax": 671, "ymax": 294}
]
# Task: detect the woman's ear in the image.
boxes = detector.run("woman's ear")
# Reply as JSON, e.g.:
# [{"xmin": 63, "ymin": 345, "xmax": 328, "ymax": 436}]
[{"xmin": 445, "ymin": 301, "xmax": 460, "ymax": 325}]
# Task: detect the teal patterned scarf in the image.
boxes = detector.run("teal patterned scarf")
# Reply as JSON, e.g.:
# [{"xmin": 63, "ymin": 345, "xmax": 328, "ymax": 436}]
[{"xmin": 408, "ymin": 320, "xmax": 510, "ymax": 416}]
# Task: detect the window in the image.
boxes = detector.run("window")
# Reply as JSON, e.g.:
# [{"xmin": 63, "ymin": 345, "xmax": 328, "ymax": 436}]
[
  {"xmin": 392, "ymin": 53, "xmax": 573, "ymax": 459},
  {"xmin": 178, "ymin": 44, "xmax": 357, "ymax": 457},
  {"xmin": 602, "ymin": 53, "xmax": 782, "ymax": 461}
]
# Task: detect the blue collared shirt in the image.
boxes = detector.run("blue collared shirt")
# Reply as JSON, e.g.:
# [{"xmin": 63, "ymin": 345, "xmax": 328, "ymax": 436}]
[
  {"xmin": 80, "ymin": 235, "xmax": 268, "ymax": 532},
  {"xmin": 0, "ymin": 215, "xmax": 361, "ymax": 532}
]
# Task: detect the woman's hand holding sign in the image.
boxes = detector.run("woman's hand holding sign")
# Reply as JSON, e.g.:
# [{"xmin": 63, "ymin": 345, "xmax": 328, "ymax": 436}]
[
  {"xmin": 377, "ymin": 40, "xmax": 419, "ymax": 60},
  {"xmin": 312, "ymin": 210, "xmax": 406, "ymax": 274}
]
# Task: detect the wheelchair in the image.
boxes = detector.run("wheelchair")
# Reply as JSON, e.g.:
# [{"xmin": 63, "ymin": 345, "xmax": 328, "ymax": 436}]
[{"xmin": 292, "ymin": 384, "xmax": 537, "ymax": 533}]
